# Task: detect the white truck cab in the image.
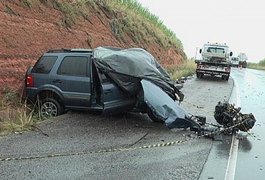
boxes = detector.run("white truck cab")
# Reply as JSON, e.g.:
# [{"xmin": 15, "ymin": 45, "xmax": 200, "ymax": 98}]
[
  {"xmin": 195, "ymin": 43, "xmax": 233, "ymax": 81},
  {"xmin": 200, "ymin": 43, "xmax": 231, "ymax": 62}
]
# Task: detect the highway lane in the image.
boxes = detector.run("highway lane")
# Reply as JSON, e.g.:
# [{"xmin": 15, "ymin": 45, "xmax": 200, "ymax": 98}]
[
  {"xmin": 199, "ymin": 67, "xmax": 265, "ymax": 180},
  {"xmin": 3, "ymin": 68, "xmax": 261, "ymax": 180},
  {"xmin": 231, "ymin": 68, "xmax": 265, "ymax": 180},
  {"xmin": 0, "ymin": 77, "xmax": 233, "ymax": 180}
]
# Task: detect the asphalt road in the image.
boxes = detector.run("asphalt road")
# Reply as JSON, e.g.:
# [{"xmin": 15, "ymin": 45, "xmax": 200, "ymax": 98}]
[
  {"xmin": 198, "ymin": 68, "xmax": 265, "ymax": 180},
  {"xmin": 0, "ymin": 76, "xmax": 233, "ymax": 180},
  {"xmin": 231, "ymin": 68, "xmax": 265, "ymax": 180}
]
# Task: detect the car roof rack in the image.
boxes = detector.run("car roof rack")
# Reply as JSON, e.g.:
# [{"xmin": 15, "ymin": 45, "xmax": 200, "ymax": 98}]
[{"xmin": 47, "ymin": 48, "xmax": 93, "ymax": 53}]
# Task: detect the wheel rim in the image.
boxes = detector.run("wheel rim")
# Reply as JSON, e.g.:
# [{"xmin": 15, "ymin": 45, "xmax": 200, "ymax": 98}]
[{"xmin": 40, "ymin": 101, "xmax": 58, "ymax": 119}]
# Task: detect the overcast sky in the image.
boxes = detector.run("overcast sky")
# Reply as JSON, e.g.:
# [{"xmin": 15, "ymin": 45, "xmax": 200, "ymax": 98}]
[{"xmin": 137, "ymin": 0, "xmax": 265, "ymax": 62}]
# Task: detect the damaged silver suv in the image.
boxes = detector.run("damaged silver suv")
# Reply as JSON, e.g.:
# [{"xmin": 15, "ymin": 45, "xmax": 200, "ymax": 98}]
[{"xmin": 25, "ymin": 47, "xmax": 202, "ymax": 130}]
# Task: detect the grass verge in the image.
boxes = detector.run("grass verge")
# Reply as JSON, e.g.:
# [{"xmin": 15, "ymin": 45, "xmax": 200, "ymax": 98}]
[
  {"xmin": 108, "ymin": 0, "xmax": 183, "ymax": 49},
  {"xmin": 0, "ymin": 106, "xmax": 34, "ymax": 136},
  {"xmin": 0, "ymin": 88, "xmax": 36, "ymax": 136},
  {"xmin": 247, "ymin": 59, "xmax": 265, "ymax": 71},
  {"xmin": 167, "ymin": 59, "xmax": 196, "ymax": 80}
]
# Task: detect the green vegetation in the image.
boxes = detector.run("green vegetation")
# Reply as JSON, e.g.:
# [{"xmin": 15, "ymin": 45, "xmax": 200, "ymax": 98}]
[
  {"xmin": 4, "ymin": 5, "xmax": 18, "ymax": 16},
  {"xmin": 247, "ymin": 59, "xmax": 265, "ymax": 70},
  {"xmin": 0, "ymin": 88, "xmax": 35, "ymax": 135},
  {"xmin": 0, "ymin": 87, "xmax": 21, "ymax": 109},
  {"xmin": 107, "ymin": 0, "xmax": 183, "ymax": 50},
  {"xmin": 0, "ymin": 105, "xmax": 34, "ymax": 136},
  {"xmin": 52, "ymin": 1, "xmax": 90, "ymax": 28},
  {"xmin": 21, "ymin": 0, "xmax": 33, "ymax": 8},
  {"xmin": 167, "ymin": 59, "xmax": 196, "ymax": 80}
]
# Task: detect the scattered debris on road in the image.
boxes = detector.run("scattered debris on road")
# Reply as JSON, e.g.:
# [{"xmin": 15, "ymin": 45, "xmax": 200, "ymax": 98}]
[
  {"xmin": 214, "ymin": 101, "xmax": 256, "ymax": 133},
  {"xmin": 190, "ymin": 101, "xmax": 257, "ymax": 137}
]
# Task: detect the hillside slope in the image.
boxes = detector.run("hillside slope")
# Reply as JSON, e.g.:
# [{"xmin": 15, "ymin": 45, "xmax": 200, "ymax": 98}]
[{"xmin": 0, "ymin": 0, "xmax": 186, "ymax": 91}]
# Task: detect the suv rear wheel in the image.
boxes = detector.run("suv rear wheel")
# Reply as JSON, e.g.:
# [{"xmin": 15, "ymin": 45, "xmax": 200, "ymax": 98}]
[{"xmin": 40, "ymin": 98, "xmax": 64, "ymax": 119}]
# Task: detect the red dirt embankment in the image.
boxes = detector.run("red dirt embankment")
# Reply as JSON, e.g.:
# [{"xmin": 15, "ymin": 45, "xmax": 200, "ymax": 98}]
[{"xmin": 0, "ymin": 1, "xmax": 185, "ymax": 92}]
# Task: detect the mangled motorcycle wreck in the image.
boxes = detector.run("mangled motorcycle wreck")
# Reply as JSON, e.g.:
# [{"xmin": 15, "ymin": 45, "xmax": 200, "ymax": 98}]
[{"xmin": 93, "ymin": 47, "xmax": 256, "ymax": 134}]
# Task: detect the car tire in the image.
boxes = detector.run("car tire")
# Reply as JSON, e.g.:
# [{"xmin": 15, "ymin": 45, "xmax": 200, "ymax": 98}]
[
  {"xmin": 40, "ymin": 98, "xmax": 64, "ymax": 119},
  {"xmin": 222, "ymin": 75, "xmax": 229, "ymax": 81},
  {"xmin": 147, "ymin": 108, "xmax": 163, "ymax": 123},
  {"xmin": 197, "ymin": 73, "xmax": 203, "ymax": 79}
]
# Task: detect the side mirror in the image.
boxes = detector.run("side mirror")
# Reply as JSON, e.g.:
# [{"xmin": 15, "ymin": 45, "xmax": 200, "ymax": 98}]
[
  {"xmin": 230, "ymin": 52, "xmax": 233, "ymax": 56},
  {"xmin": 199, "ymin": 49, "xmax": 202, "ymax": 54}
]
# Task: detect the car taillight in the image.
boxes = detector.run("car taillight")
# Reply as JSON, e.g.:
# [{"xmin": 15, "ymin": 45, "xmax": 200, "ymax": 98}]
[{"xmin": 26, "ymin": 75, "xmax": 34, "ymax": 87}]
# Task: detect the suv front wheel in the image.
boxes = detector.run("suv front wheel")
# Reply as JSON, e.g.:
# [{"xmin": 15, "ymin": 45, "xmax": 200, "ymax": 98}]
[{"xmin": 40, "ymin": 98, "xmax": 64, "ymax": 119}]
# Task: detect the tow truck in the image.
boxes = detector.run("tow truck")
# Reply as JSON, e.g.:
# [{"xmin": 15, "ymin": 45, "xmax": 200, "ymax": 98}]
[{"xmin": 195, "ymin": 43, "xmax": 233, "ymax": 80}]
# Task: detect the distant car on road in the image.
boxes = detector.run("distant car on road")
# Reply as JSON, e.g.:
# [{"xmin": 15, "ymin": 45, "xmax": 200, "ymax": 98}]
[
  {"xmin": 230, "ymin": 57, "xmax": 239, "ymax": 67},
  {"xmin": 238, "ymin": 52, "xmax": 248, "ymax": 68}
]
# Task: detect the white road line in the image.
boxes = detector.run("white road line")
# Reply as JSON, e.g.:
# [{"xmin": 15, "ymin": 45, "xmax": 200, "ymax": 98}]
[
  {"xmin": 234, "ymin": 77, "xmax": 241, "ymax": 108},
  {"xmin": 224, "ymin": 77, "xmax": 240, "ymax": 180},
  {"xmin": 224, "ymin": 134, "xmax": 239, "ymax": 180}
]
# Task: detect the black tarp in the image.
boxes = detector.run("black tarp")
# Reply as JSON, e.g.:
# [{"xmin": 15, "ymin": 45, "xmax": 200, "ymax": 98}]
[
  {"xmin": 141, "ymin": 79, "xmax": 201, "ymax": 129},
  {"xmin": 93, "ymin": 47, "xmax": 198, "ymax": 129},
  {"xmin": 93, "ymin": 47, "xmax": 182, "ymax": 101},
  {"xmin": 141, "ymin": 79, "xmax": 186, "ymax": 128}
]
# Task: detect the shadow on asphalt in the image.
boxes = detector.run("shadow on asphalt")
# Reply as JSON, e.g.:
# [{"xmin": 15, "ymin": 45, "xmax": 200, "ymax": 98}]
[
  {"xmin": 196, "ymin": 75, "xmax": 229, "ymax": 82},
  {"xmin": 39, "ymin": 110, "xmax": 170, "ymax": 134}
]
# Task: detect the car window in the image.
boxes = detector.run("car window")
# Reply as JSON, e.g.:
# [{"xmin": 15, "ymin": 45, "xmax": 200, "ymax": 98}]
[
  {"xmin": 57, "ymin": 56, "xmax": 89, "ymax": 77},
  {"xmin": 32, "ymin": 56, "xmax": 57, "ymax": 74}
]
